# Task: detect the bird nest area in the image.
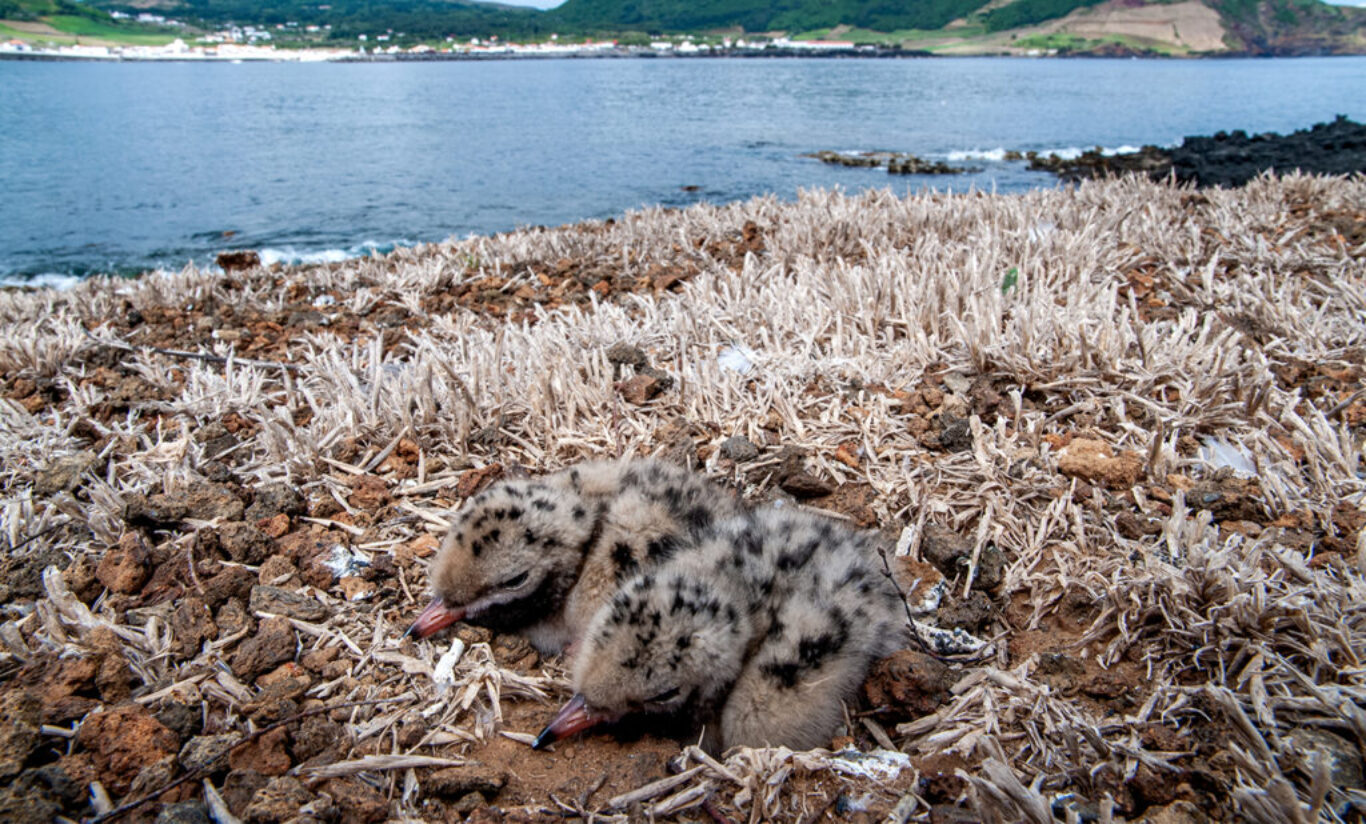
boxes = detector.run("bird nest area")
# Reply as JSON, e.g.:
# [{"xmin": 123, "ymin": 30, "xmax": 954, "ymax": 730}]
[{"xmin": 0, "ymin": 174, "xmax": 1364, "ymax": 824}]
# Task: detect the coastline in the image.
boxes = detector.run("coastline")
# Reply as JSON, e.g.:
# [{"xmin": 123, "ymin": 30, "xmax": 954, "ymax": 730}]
[{"xmin": 0, "ymin": 176, "xmax": 1363, "ymax": 821}]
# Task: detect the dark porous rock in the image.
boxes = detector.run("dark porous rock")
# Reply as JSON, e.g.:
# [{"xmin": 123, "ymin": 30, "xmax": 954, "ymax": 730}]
[
  {"xmin": 974, "ymin": 543, "xmax": 1006, "ymax": 593},
  {"xmin": 937, "ymin": 416, "xmax": 973, "ymax": 453},
  {"xmin": 292, "ymin": 715, "xmax": 345, "ymax": 764},
  {"xmin": 1171, "ymin": 116, "xmax": 1366, "ymax": 188},
  {"xmin": 188, "ymin": 484, "xmax": 248, "ymax": 521},
  {"xmin": 0, "ymin": 690, "xmax": 41, "ymax": 779},
  {"xmin": 605, "ymin": 342, "xmax": 647, "ymax": 368},
  {"xmin": 170, "ymin": 597, "xmax": 218, "ymax": 658},
  {"xmin": 0, "ymin": 778, "xmax": 62, "ymax": 824},
  {"xmin": 1028, "ymin": 144, "xmax": 1172, "ymax": 183},
  {"xmin": 920, "ymin": 524, "xmax": 973, "ymax": 580},
  {"xmin": 1187, "ymin": 475, "xmax": 1265, "ymax": 523},
  {"xmin": 242, "ymin": 776, "xmax": 313, "ymax": 824},
  {"xmin": 887, "ymin": 155, "xmax": 977, "ymax": 175},
  {"xmin": 805, "ymin": 149, "xmax": 976, "ymax": 175},
  {"xmin": 321, "ymin": 778, "xmax": 390, "ymax": 824},
  {"xmin": 719, "ymin": 435, "xmax": 760, "ymax": 462},
  {"xmin": 246, "ymin": 483, "xmax": 306, "ymax": 523},
  {"xmin": 779, "ymin": 471, "xmax": 835, "ymax": 499},
  {"xmin": 217, "ymin": 250, "xmax": 261, "ymax": 273},
  {"xmin": 2, "ymin": 764, "xmax": 83, "ymax": 820},
  {"xmin": 217, "ymin": 522, "xmax": 270, "ymax": 564},
  {"xmin": 128, "ymin": 753, "xmax": 179, "ymax": 798},
  {"xmin": 180, "ymin": 733, "xmax": 239, "ymax": 773},
  {"xmin": 156, "ymin": 801, "xmax": 212, "ymax": 824},
  {"xmin": 232, "ymin": 616, "xmax": 297, "ymax": 681},
  {"xmin": 863, "ymin": 649, "xmax": 956, "ymax": 722},
  {"xmin": 425, "ymin": 764, "xmax": 510, "ymax": 799},
  {"xmin": 1026, "ymin": 117, "xmax": 1366, "ymax": 190},
  {"xmin": 936, "ymin": 590, "xmax": 996, "ymax": 633},
  {"xmin": 222, "ymin": 769, "xmax": 270, "ymax": 818},
  {"xmin": 33, "ymin": 450, "xmax": 98, "ymax": 495},
  {"xmin": 202, "ymin": 565, "xmax": 256, "ymax": 608},
  {"xmin": 250, "ymin": 585, "xmax": 329, "ymax": 622},
  {"xmin": 157, "ymin": 701, "xmax": 203, "ymax": 741}
]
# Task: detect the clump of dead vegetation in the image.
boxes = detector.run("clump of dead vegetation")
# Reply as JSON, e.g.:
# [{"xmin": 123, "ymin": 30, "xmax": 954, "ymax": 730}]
[{"xmin": 0, "ymin": 173, "xmax": 1362, "ymax": 823}]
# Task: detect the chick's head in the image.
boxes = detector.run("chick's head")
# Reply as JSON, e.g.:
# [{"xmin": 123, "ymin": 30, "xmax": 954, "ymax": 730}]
[
  {"xmin": 428, "ymin": 480, "xmax": 595, "ymax": 631},
  {"xmin": 573, "ymin": 567, "xmax": 750, "ymax": 720}
]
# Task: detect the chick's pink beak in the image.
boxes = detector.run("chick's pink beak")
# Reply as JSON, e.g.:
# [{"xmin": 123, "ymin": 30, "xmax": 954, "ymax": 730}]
[
  {"xmin": 405, "ymin": 597, "xmax": 465, "ymax": 639},
  {"xmin": 532, "ymin": 693, "xmax": 617, "ymax": 750}
]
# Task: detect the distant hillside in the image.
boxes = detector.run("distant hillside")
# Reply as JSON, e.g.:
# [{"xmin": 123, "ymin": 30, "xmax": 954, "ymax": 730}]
[
  {"xmin": 15, "ymin": 0, "xmax": 1364, "ymax": 54},
  {"xmin": 546, "ymin": 0, "xmax": 992, "ymax": 33},
  {"xmin": 82, "ymin": 0, "xmax": 550, "ymax": 40}
]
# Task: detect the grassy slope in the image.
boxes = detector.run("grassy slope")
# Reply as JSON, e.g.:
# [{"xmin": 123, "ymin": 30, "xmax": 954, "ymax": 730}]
[{"xmin": 0, "ymin": 0, "xmax": 180, "ymax": 44}]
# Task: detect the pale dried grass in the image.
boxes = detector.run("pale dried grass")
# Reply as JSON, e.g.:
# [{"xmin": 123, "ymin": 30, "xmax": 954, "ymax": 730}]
[{"xmin": 1, "ymin": 173, "xmax": 1363, "ymax": 821}]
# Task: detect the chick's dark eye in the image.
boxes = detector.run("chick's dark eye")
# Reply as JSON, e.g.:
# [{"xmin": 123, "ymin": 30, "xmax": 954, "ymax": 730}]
[
  {"xmin": 646, "ymin": 687, "xmax": 680, "ymax": 704},
  {"xmin": 497, "ymin": 571, "xmax": 529, "ymax": 590}
]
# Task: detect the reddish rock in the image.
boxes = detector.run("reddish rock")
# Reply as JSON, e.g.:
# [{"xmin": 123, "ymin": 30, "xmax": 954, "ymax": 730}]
[
  {"xmin": 456, "ymin": 463, "xmax": 504, "ymax": 499},
  {"xmin": 618, "ymin": 374, "xmax": 663, "ymax": 404},
  {"xmin": 258, "ymin": 513, "xmax": 292, "ymax": 538},
  {"xmin": 228, "ymin": 727, "xmax": 291, "ymax": 776},
  {"xmin": 1057, "ymin": 438, "xmax": 1145, "ymax": 489},
  {"xmin": 347, "ymin": 476, "xmax": 391, "ymax": 512},
  {"xmin": 96, "ymin": 533, "xmax": 151, "ymax": 594},
  {"xmin": 76, "ymin": 703, "xmax": 179, "ymax": 795},
  {"xmin": 863, "ymin": 650, "xmax": 957, "ymax": 721},
  {"xmin": 232, "ymin": 617, "xmax": 296, "ymax": 681}
]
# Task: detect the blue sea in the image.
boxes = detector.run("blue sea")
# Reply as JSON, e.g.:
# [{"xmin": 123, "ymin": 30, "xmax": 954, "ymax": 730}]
[{"xmin": 1, "ymin": 56, "xmax": 1364, "ymax": 282}]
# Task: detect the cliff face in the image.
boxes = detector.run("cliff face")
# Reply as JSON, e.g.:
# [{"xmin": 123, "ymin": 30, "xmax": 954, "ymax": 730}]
[{"xmin": 1212, "ymin": 0, "xmax": 1366, "ymax": 54}]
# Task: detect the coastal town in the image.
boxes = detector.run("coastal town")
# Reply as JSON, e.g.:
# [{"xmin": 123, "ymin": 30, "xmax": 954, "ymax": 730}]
[{"xmin": 0, "ymin": 27, "xmax": 866, "ymax": 61}]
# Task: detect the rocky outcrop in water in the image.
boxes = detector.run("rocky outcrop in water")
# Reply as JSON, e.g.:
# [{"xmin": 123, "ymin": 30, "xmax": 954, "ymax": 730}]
[
  {"xmin": 1030, "ymin": 116, "xmax": 1366, "ymax": 188},
  {"xmin": 805, "ymin": 150, "xmax": 978, "ymax": 175}
]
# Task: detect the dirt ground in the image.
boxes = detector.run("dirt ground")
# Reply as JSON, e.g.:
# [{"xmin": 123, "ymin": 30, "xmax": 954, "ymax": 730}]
[{"xmin": 0, "ymin": 175, "xmax": 1363, "ymax": 823}]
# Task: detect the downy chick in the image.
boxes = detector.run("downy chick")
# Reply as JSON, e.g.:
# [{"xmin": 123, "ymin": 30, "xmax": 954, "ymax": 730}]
[
  {"xmin": 407, "ymin": 458, "xmax": 744, "ymax": 655},
  {"xmin": 534, "ymin": 507, "xmax": 906, "ymax": 751}
]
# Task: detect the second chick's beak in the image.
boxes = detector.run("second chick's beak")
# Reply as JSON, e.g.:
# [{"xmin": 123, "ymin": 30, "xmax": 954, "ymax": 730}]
[
  {"xmin": 405, "ymin": 597, "xmax": 466, "ymax": 639},
  {"xmin": 532, "ymin": 693, "xmax": 619, "ymax": 750}
]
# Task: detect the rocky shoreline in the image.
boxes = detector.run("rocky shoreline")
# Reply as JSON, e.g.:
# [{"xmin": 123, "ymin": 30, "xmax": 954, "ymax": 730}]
[{"xmin": 812, "ymin": 116, "xmax": 1366, "ymax": 187}]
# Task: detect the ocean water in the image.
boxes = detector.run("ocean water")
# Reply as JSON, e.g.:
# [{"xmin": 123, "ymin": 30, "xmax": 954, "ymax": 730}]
[{"xmin": 1, "ymin": 56, "xmax": 1364, "ymax": 282}]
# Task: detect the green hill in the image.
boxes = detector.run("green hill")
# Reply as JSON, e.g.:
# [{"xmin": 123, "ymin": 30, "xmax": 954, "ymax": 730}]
[{"xmin": 546, "ymin": 0, "xmax": 992, "ymax": 33}]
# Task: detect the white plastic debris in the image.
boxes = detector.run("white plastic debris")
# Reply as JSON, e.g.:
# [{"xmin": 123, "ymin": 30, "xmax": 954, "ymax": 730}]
[
  {"xmin": 1199, "ymin": 437, "xmax": 1256, "ymax": 477},
  {"xmin": 433, "ymin": 639, "xmax": 466, "ymax": 689},
  {"xmin": 718, "ymin": 344, "xmax": 757, "ymax": 374},
  {"xmin": 323, "ymin": 545, "xmax": 370, "ymax": 579},
  {"xmin": 824, "ymin": 749, "xmax": 913, "ymax": 781}
]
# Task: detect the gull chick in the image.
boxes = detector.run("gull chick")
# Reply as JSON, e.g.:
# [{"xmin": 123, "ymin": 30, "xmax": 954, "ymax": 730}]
[
  {"xmin": 534, "ymin": 507, "xmax": 906, "ymax": 751},
  {"xmin": 407, "ymin": 458, "xmax": 744, "ymax": 655}
]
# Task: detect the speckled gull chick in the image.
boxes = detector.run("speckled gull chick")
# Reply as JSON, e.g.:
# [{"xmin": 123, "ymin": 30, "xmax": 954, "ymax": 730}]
[
  {"xmin": 406, "ymin": 458, "xmax": 745, "ymax": 655},
  {"xmin": 533, "ymin": 506, "xmax": 907, "ymax": 752}
]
